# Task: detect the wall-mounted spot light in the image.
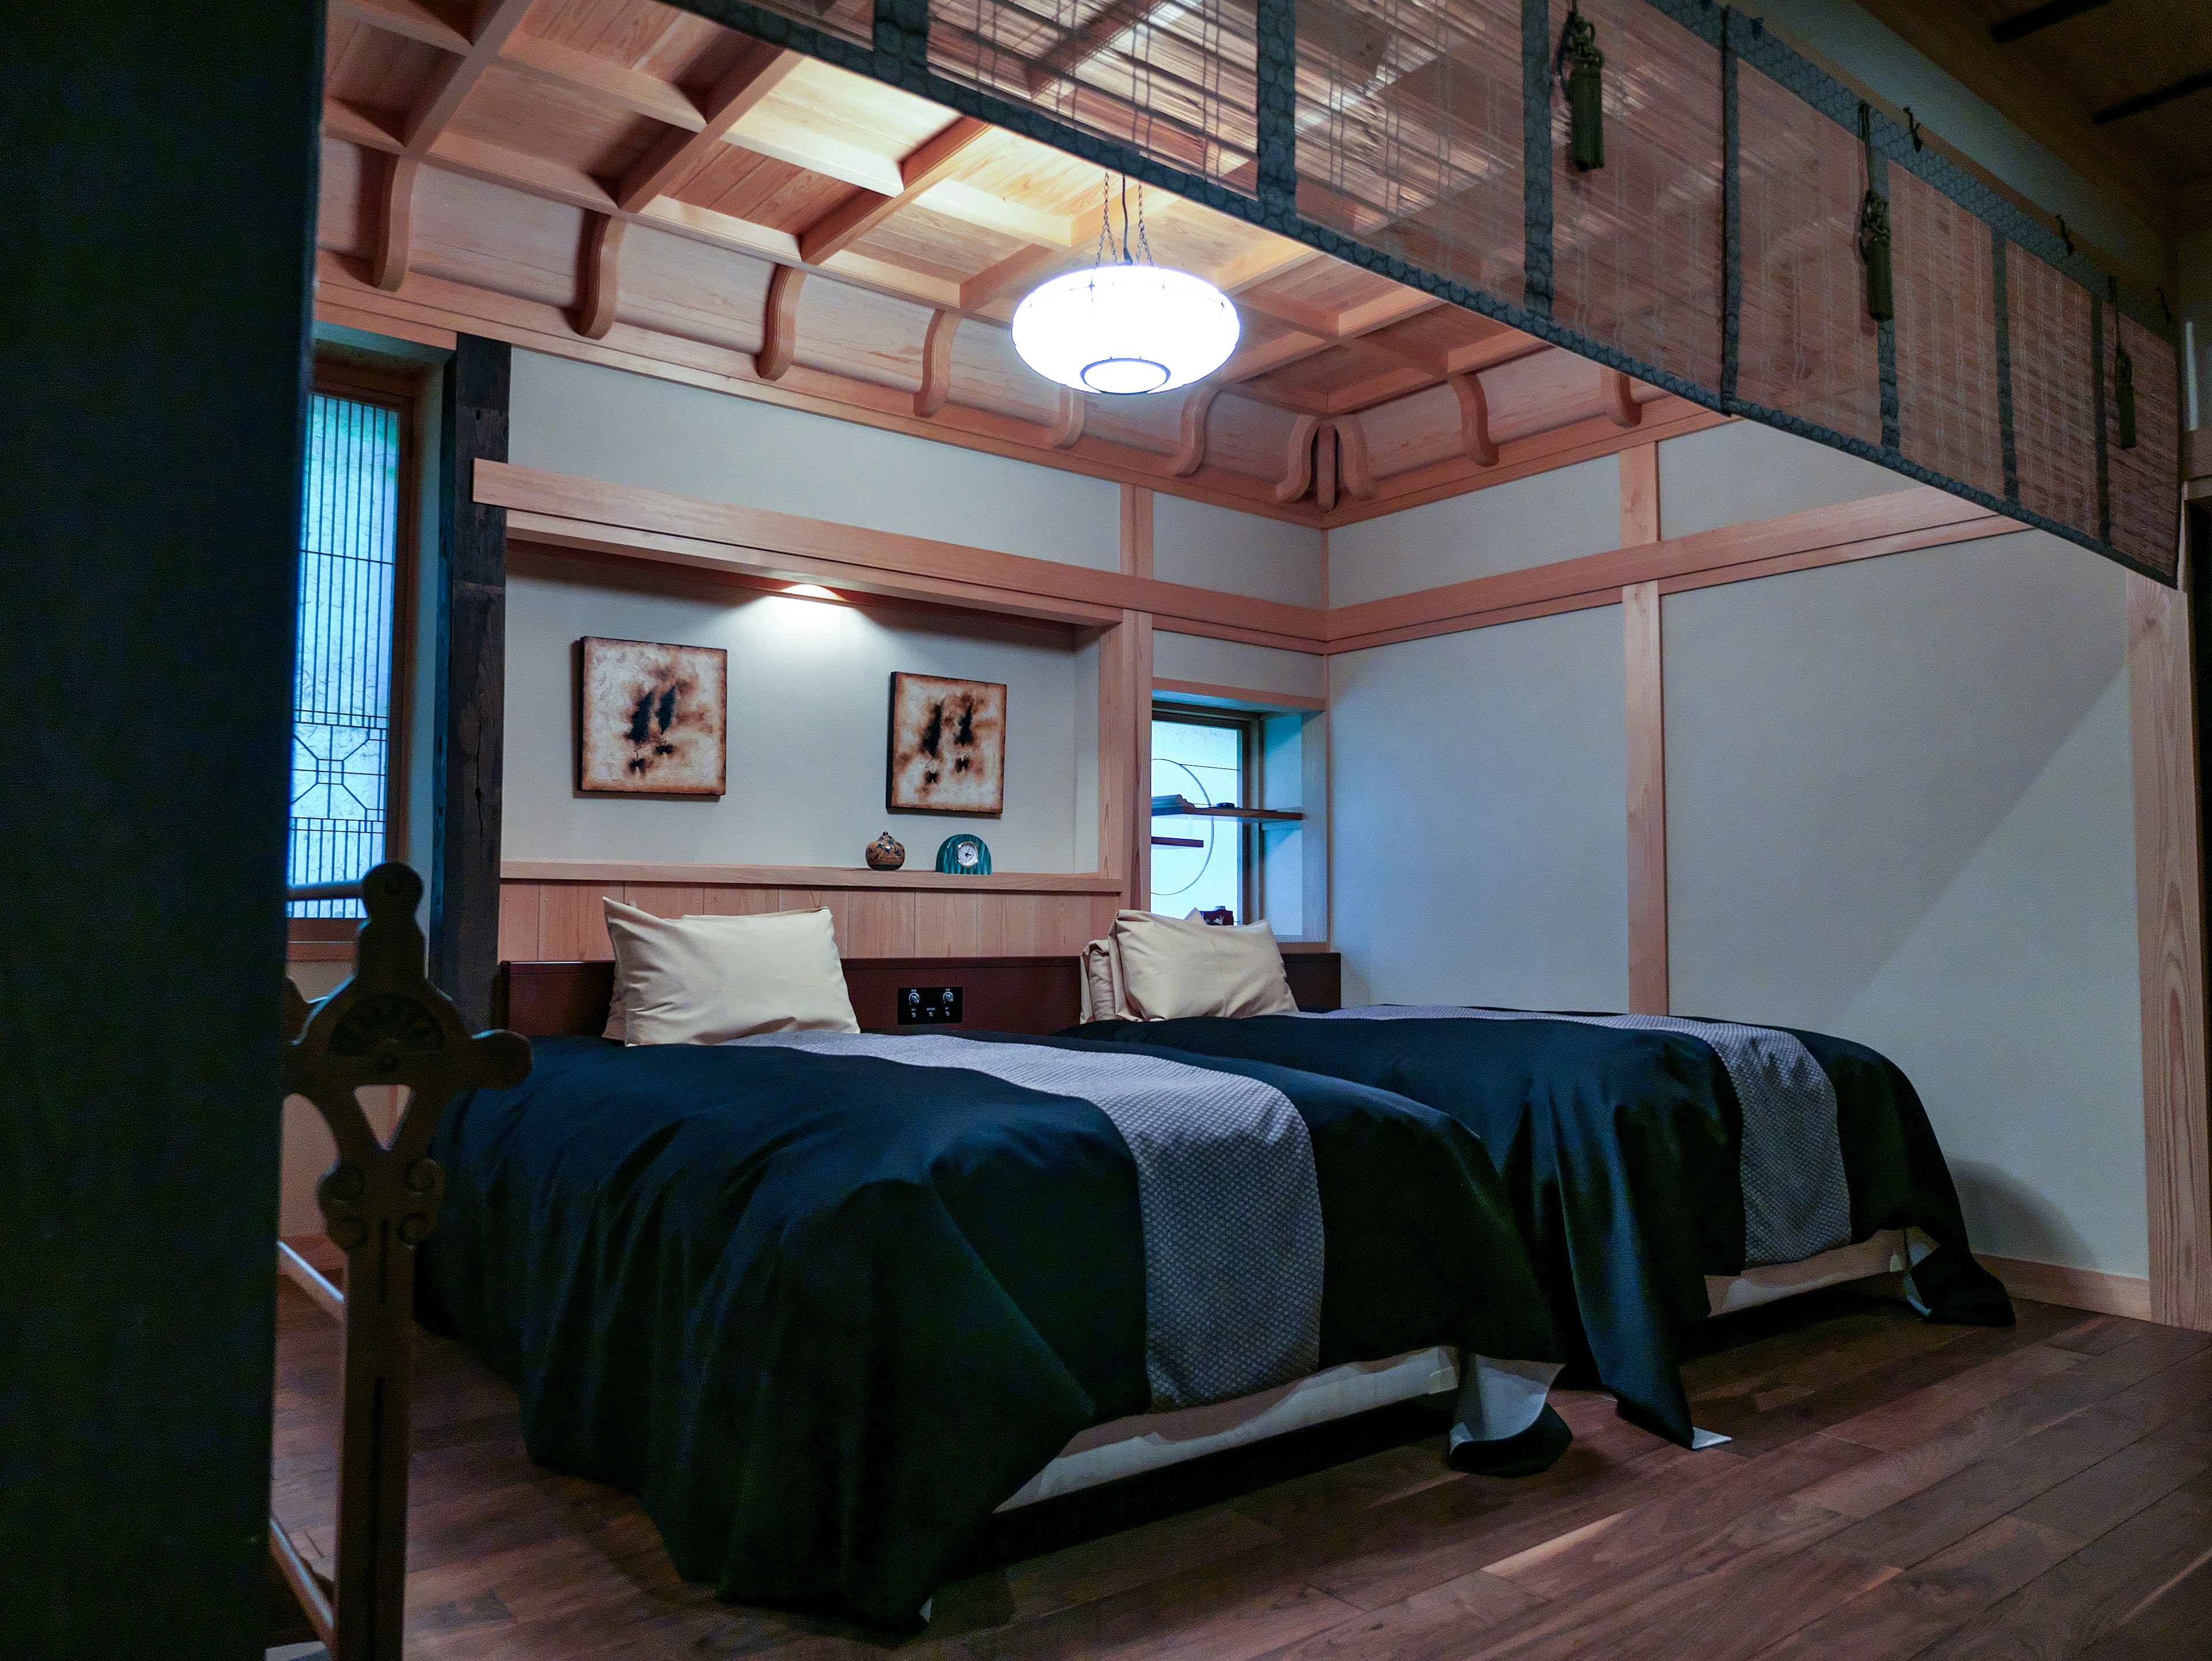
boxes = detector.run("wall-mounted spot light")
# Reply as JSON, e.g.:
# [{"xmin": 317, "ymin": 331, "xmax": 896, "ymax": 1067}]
[{"xmin": 783, "ymin": 582, "xmax": 842, "ymax": 601}]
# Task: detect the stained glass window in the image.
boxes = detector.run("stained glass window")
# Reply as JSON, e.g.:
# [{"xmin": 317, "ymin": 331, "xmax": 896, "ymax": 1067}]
[{"xmin": 289, "ymin": 392, "xmax": 403, "ymax": 916}]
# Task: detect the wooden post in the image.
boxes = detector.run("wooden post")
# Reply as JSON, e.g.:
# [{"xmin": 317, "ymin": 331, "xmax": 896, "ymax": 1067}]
[
  {"xmin": 282, "ymin": 865, "xmax": 531, "ymax": 1661},
  {"xmin": 2128, "ymin": 570, "xmax": 2212, "ymax": 1330},
  {"xmin": 2, "ymin": 5, "xmax": 320, "ymax": 1652},
  {"xmin": 430, "ymin": 335, "xmax": 511, "ymax": 1030},
  {"xmin": 1624, "ymin": 581, "xmax": 1669, "ymax": 1015}
]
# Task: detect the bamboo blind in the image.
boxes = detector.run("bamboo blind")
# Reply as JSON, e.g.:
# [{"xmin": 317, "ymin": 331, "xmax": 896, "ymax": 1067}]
[{"xmin": 683, "ymin": 0, "xmax": 2184, "ymax": 581}]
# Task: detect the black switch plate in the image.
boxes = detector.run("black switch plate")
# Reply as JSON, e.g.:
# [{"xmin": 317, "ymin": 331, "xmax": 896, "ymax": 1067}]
[{"xmin": 897, "ymin": 986, "xmax": 963, "ymax": 1025}]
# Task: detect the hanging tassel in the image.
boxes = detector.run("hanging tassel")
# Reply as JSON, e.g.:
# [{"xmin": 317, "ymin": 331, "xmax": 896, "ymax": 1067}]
[
  {"xmin": 2116, "ymin": 345, "xmax": 2137, "ymax": 449},
  {"xmin": 1556, "ymin": 7, "xmax": 1604, "ymax": 173},
  {"xmin": 1855, "ymin": 104, "xmax": 1893, "ymax": 323},
  {"xmin": 2112, "ymin": 281, "xmax": 2137, "ymax": 450}
]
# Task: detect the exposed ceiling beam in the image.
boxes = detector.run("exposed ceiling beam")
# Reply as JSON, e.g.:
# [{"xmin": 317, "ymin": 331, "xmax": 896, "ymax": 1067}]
[
  {"xmin": 499, "ymin": 31, "xmax": 703, "ymax": 128},
  {"xmin": 1990, "ymin": 0, "xmax": 2115, "ymax": 46},
  {"xmin": 2095, "ymin": 68, "xmax": 2212, "ymax": 126},
  {"xmin": 615, "ymin": 40, "xmax": 800, "ymax": 212},
  {"xmin": 402, "ymin": 0, "xmax": 535, "ymax": 153},
  {"xmin": 333, "ymin": 0, "xmax": 468, "ymax": 54},
  {"xmin": 798, "ymin": 117, "xmax": 994, "ymax": 264}
]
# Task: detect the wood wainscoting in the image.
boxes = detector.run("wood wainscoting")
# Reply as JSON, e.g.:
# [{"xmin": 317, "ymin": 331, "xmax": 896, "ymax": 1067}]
[{"xmin": 498, "ymin": 860, "xmax": 1126, "ymax": 964}]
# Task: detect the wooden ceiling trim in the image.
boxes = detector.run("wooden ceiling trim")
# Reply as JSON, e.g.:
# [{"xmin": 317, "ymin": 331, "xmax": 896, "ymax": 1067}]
[
  {"xmin": 1048, "ymin": 385, "xmax": 1085, "ymax": 450},
  {"xmin": 1604, "ymin": 370, "xmax": 1643, "ymax": 429},
  {"xmin": 755, "ymin": 264, "xmax": 805, "ymax": 380},
  {"xmin": 1313, "ymin": 423, "xmax": 1339, "ymax": 514},
  {"xmin": 914, "ymin": 309, "xmax": 959, "ymax": 417},
  {"xmin": 572, "ymin": 212, "xmax": 626, "ymax": 341},
  {"xmin": 334, "ymin": 0, "xmax": 468, "ymax": 56},
  {"xmin": 1320, "ymin": 399, "xmax": 1730, "ymax": 527},
  {"xmin": 310, "ymin": 264, "xmax": 1320, "ymax": 519},
  {"xmin": 1169, "ymin": 385, "xmax": 1220, "ymax": 478},
  {"xmin": 402, "ymin": 0, "xmax": 535, "ymax": 151},
  {"xmin": 615, "ymin": 40, "xmax": 798, "ymax": 212},
  {"xmin": 1336, "ymin": 414, "xmax": 1377, "ymax": 501},
  {"xmin": 1274, "ymin": 415, "xmax": 1319, "ymax": 504},
  {"xmin": 1323, "ymin": 485, "xmax": 2014, "ymax": 650},
  {"xmin": 797, "ymin": 117, "xmax": 994, "ymax": 265},
  {"xmin": 371, "ymin": 154, "xmax": 420, "ymax": 292},
  {"xmin": 475, "ymin": 460, "xmax": 1331, "ymax": 641},
  {"xmin": 1450, "ymin": 373, "xmax": 1499, "ymax": 467},
  {"xmin": 498, "ymin": 31, "xmax": 703, "ymax": 128}
]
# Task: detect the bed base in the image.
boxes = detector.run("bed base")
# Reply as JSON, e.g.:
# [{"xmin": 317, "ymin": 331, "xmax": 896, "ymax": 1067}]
[{"xmin": 495, "ymin": 952, "xmax": 1344, "ymax": 1038}]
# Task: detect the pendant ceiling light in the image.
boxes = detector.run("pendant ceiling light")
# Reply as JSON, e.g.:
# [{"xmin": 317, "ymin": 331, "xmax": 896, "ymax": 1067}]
[{"xmin": 1012, "ymin": 176, "xmax": 1238, "ymax": 396}]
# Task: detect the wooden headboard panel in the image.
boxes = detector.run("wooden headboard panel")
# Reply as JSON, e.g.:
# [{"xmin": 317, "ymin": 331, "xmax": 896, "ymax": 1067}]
[{"xmin": 494, "ymin": 953, "xmax": 1343, "ymax": 1038}]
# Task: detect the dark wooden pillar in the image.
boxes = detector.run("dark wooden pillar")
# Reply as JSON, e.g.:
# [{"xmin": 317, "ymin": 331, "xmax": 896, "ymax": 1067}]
[
  {"xmin": 0, "ymin": 4, "xmax": 321, "ymax": 1656},
  {"xmin": 430, "ymin": 335, "xmax": 511, "ymax": 1030}
]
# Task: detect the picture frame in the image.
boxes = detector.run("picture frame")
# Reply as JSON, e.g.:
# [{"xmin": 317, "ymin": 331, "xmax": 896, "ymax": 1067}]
[
  {"xmin": 887, "ymin": 672, "xmax": 1006, "ymax": 816},
  {"xmin": 575, "ymin": 635, "xmax": 728, "ymax": 797}
]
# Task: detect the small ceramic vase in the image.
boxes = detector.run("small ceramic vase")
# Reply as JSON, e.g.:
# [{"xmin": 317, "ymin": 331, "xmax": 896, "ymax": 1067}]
[{"xmin": 865, "ymin": 831, "xmax": 906, "ymax": 870}]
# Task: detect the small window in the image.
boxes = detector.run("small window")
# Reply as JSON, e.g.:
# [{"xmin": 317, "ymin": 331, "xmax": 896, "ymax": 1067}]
[
  {"xmin": 1150, "ymin": 705, "xmax": 1262, "ymax": 923},
  {"xmin": 289, "ymin": 385, "xmax": 412, "ymax": 916}
]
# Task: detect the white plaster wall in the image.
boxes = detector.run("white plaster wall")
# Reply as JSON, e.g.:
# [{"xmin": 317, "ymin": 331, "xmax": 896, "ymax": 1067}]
[
  {"xmin": 1153, "ymin": 631, "xmax": 1325, "ymax": 701},
  {"xmin": 1327, "ymin": 455, "xmax": 1622, "ymax": 607},
  {"xmin": 1153, "ymin": 493, "xmax": 1325, "ymax": 607},
  {"xmin": 503, "ymin": 550, "xmax": 1090, "ymax": 871},
  {"xmin": 509, "ymin": 350, "xmax": 1123, "ymax": 569},
  {"xmin": 1658, "ymin": 419, "xmax": 1908, "ymax": 539},
  {"xmin": 1665, "ymin": 531, "xmax": 2145, "ymax": 1277},
  {"xmin": 1330, "ymin": 604, "xmax": 1629, "ymax": 1009}
]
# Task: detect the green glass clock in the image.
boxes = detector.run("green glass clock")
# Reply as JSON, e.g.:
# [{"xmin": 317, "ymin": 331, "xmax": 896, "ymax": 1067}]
[{"xmin": 934, "ymin": 834, "xmax": 992, "ymax": 876}]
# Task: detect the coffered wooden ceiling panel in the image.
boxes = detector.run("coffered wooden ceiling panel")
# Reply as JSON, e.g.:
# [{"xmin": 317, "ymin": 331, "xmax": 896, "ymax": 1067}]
[{"xmin": 315, "ymin": 0, "xmax": 1719, "ymax": 525}]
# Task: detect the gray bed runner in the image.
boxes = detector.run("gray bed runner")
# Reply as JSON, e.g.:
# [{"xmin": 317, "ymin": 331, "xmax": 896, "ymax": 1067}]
[
  {"xmin": 734, "ymin": 1032, "xmax": 1323, "ymax": 1409},
  {"xmin": 1315, "ymin": 1007, "xmax": 1852, "ymax": 1267}
]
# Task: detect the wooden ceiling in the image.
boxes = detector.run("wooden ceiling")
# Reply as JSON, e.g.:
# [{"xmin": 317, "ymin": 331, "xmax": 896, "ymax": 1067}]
[
  {"xmin": 1855, "ymin": 0, "xmax": 2212, "ymax": 247},
  {"xmin": 316, "ymin": 0, "xmax": 1715, "ymax": 527}
]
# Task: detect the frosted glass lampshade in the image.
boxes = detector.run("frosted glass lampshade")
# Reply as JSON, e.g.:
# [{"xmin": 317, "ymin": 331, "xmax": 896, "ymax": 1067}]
[{"xmin": 1012, "ymin": 263, "xmax": 1240, "ymax": 395}]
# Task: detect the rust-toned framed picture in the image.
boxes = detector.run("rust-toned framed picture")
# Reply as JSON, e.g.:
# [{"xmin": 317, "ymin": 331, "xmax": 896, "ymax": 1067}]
[
  {"xmin": 887, "ymin": 672, "xmax": 1006, "ymax": 815},
  {"xmin": 576, "ymin": 636, "xmax": 728, "ymax": 797}
]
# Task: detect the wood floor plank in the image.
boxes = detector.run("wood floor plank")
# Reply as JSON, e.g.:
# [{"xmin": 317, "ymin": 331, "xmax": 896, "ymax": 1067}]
[
  {"xmin": 1736, "ymin": 1514, "xmax": 2082, "ymax": 1661},
  {"xmin": 270, "ymin": 1273, "xmax": 2212, "ymax": 1661},
  {"xmin": 1820, "ymin": 1344, "xmax": 2087, "ymax": 1452},
  {"xmin": 1483, "ymin": 1431, "xmax": 1871, "ymax": 1598},
  {"xmin": 2012, "ymin": 1402, "xmax": 2212, "ymax": 1543},
  {"xmin": 2076, "ymin": 1537, "xmax": 2212, "ymax": 1659},
  {"xmin": 1916, "ymin": 1480, "xmax": 2212, "ymax": 1661},
  {"xmin": 1794, "ymin": 1327, "xmax": 2212, "ymax": 1524},
  {"xmin": 1245, "ymin": 1569, "xmax": 1543, "ymax": 1661}
]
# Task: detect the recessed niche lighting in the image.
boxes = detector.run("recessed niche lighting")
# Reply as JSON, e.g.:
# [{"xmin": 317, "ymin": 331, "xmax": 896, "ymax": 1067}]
[{"xmin": 783, "ymin": 583, "xmax": 841, "ymax": 601}]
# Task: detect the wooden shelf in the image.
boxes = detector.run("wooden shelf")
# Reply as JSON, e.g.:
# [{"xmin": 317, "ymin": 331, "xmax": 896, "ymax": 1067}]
[
  {"xmin": 1150, "ymin": 795, "xmax": 1305, "ymax": 823},
  {"xmin": 501, "ymin": 859, "xmax": 1123, "ymax": 893}
]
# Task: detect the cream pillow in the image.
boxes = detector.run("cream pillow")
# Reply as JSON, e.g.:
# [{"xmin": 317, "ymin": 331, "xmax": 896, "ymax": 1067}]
[
  {"xmin": 1109, "ymin": 909, "xmax": 1298, "ymax": 1021},
  {"xmin": 1080, "ymin": 937, "xmax": 1132, "ymax": 1021},
  {"xmin": 602, "ymin": 900, "xmax": 859, "ymax": 1045}
]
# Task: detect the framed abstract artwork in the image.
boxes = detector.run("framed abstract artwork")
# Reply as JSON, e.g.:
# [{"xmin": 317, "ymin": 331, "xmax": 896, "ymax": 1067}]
[
  {"xmin": 887, "ymin": 672, "xmax": 1006, "ymax": 815},
  {"xmin": 575, "ymin": 636, "xmax": 728, "ymax": 797}
]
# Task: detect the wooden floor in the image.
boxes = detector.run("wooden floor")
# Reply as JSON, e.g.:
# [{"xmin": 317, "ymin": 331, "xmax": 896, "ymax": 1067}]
[{"xmin": 271, "ymin": 1278, "xmax": 2212, "ymax": 1661}]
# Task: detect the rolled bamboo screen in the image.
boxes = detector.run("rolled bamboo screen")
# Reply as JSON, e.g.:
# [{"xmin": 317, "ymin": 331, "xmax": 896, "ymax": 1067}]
[{"xmin": 688, "ymin": 0, "xmax": 2183, "ymax": 581}]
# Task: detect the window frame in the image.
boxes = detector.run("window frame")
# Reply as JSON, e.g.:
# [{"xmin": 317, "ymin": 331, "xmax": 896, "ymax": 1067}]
[
  {"xmin": 289, "ymin": 359, "xmax": 423, "ymax": 939},
  {"xmin": 1150, "ymin": 701, "xmax": 1264, "ymax": 925}
]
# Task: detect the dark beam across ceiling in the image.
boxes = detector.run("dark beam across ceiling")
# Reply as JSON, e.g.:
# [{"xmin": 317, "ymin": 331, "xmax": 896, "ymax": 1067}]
[
  {"xmin": 1990, "ymin": 0, "xmax": 2115, "ymax": 47},
  {"xmin": 2094, "ymin": 67, "xmax": 2212, "ymax": 125}
]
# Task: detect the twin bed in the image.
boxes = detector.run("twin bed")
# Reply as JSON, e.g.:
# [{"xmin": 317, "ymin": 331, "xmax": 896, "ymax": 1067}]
[{"xmin": 417, "ymin": 905, "xmax": 2010, "ymax": 1626}]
